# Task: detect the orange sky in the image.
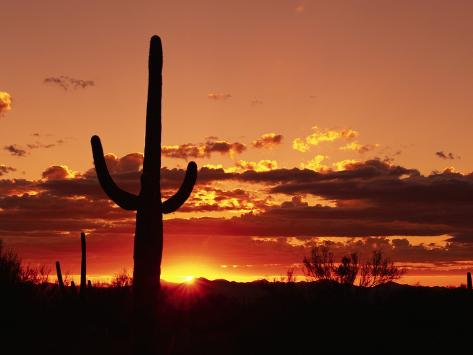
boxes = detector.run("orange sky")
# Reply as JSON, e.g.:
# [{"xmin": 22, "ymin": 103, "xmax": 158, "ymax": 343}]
[{"xmin": 1, "ymin": 1, "xmax": 473, "ymax": 286}]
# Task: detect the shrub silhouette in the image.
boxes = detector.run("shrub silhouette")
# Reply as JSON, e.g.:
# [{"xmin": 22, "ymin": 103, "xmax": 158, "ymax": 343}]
[
  {"xmin": 0, "ymin": 239, "xmax": 50, "ymax": 285},
  {"xmin": 359, "ymin": 250, "xmax": 405, "ymax": 287},
  {"xmin": 302, "ymin": 245, "xmax": 334, "ymax": 281},
  {"xmin": 303, "ymin": 246, "xmax": 405, "ymax": 286},
  {"xmin": 0, "ymin": 239, "xmax": 21, "ymax": 285},
  {"xmin": 334, "ymin": 253, "xmax": 359, "ymax": 285},
  {"xmin": 111, "ymin": 268, "xmax": 133, "ymax": 288}
]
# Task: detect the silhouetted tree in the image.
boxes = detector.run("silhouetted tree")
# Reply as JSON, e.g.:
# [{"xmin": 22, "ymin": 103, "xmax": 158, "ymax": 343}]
[
  {"xmin": 303, "ymin": 246, "xmax": 404, "ymax": 286},
  {"xmin": 359, "ymin": 250, "xmax": 405, "ymax": 287},
  {"xmin": 286, "ymin": 268, "xmax": 296, "ymax": 283},
  {"xmin": 303, "ymin": 245, "xmax": 334, "ymax": 281},
  {"xmin": 0, "ymin": 239, "xmax": 21, "ymax": 285},
  {"xmin": 334, "ymin": 253, "xmax": 359, "ymax": 285}
]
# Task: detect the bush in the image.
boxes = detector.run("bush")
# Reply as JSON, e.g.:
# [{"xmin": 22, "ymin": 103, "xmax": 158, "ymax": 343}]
[{"xmin": 303, "ymin": 246, "xmax": 405, "ymax": 287}]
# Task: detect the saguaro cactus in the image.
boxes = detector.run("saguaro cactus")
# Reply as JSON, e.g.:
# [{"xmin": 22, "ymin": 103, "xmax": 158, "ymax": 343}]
[
  {"xmin": 80, "ymin": 232, "xmax": 86, "ymax": 296},
  {"xmin": 467, "ymin": 272, "xmax": 472, "ymax": 291},
  {"xmin": 55, "ymin": 260, "xmax": 65, "ymax": 293},
  {"xmin": 90, "ymin": 36, "xmax": 197, "ymax": 309}
]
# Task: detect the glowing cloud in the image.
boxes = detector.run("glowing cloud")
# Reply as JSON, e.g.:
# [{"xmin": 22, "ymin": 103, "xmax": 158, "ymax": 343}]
[
  {"xmin": 300, "ymin": 155, "xmax": 328, "ymax": 172},
  {"xmin": 293, "ymin": 127, "xmax": 359, "ymax": 152},
  {"xmin": 0, "ymin": 91, "xmax": 12, "ymax": 117},
  {"xmin": 340, "ymin": 142, "xmax": 379, "ymax": 154},
  {"xmin": 41, "ymin": 165, "xmax": 77, "ymax": 180},
  {"xmin": 234, "ymin": 160, "xmax": 278, "ymax": 172},
  {"xmin": 207, "ymin": 93, "xmax": 232, "ymax": 101}
]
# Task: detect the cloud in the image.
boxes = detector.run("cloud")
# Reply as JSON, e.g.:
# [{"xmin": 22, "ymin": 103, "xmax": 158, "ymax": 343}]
[
  {"xmin": 2, "ymin": 156, "xmax": 473, "ymax": 257},
  {"xmin": 162, "ymin": 139, "xmax": 246, "ymax": 160},
  {"xmin": 207, "ymin": 93, "xmax": 232, "ymax": 101},
  {"xmin": 3, "ymin": 139, "xmax": 63, "ymax": 157},
  {"xmin": 293, "ymin": 126, "xmax": 359, "ymax": 152},
  {"xmin": 0, "ymin": 91, "xmax": 12, "ymax": 117},
  {"xmin": 300, "ymin": 155, "xmax": 328, "ymax": 172},
  {"xmin": 252, "ymin": 133, "xmax": 283, "ymax": 149},
  {"xmin": 0, "ymin": 165, "xmax": 16, "ymax": 177},
  {"xmin": 42, "ymin": 165, "xmax": 76, "ymax": 180},
  {"xmin": 435, "ymin": 151, "xmax": 457, "ymax": 160},
  {"xmin": 4, "ymin": 145, "xmax": 27, "ymax": 157},
  {"xmin": 234, "ymin": 160, "xmax": 278, "ymax": 172},
  {"xmin": 44, "ymin": 76, "xmax": 94, "ymax": 90},
  {"xmin": 340, "ymin": 142, "xmax": 379, "ymax": 154}
]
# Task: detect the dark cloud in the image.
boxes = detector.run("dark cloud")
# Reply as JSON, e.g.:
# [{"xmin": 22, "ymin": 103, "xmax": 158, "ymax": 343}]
[
  {"xmin": 207, "ymin": 93, "xmax": 232, "ymax": 101},
  {"xmin": 3, "ymin": 139, "xmax": 64, "ymax": 157},
  {"xmin": 4, "ymin": 145, "xmax": 27, "ymax": 157},
  {"xmin": 42, "ymin": 166, "xmax": 74, "ymax": 180},
  {"xmin": 2, "ymin": 157, "xmax": 473, "ymax": 256},
  {"xmin": 435, "ymin": 151, "xmax": 457, "ymax": 160},
  {"xmin": 0, "ymin": 165, "xmax": 16, "ymax": 177},
  {"xmin": 44, "ymin": 76, "xmax": 95, "ymax": 90},
  {"xmin": 252, "ymin": 133, "xmax": 283, "ymax": 149},
  {"xmin": 162, "ymin": 139, "xmax": 246, "ymax": 160}
]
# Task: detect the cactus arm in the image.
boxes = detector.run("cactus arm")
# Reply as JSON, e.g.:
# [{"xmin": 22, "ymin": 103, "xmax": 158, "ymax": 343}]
[
  {"xmin": 91, "ymin": 135, "xmax": 139, "ymax": 211},
  {"xmin": 162, "ymin": 161, "xmax": 197, "ymax": 214}
]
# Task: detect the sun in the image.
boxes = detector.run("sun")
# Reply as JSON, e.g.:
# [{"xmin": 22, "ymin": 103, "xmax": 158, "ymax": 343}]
[{"xmin": 184, "ymin": 275, "xmax": 195, "ymax": 284}]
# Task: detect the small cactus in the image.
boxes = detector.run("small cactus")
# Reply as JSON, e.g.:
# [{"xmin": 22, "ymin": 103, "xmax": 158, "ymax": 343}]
[
  {"xmin": 70, "ymin": 280, "xmax": 77, "ymax": 294},
  {"xmin": 55, "ymin": 260, "xmax": 65, "ymax": 292},
  {"xmin": 56, "ymin": 232, "xmax": 88, "ymax": 298},
  {"xmin": 80, "ymin": 232, "xmax": 86, "ymax": 297},
  {"xmin": 467, "ymin": 272, "xmax": 472, "ymax": 290}
]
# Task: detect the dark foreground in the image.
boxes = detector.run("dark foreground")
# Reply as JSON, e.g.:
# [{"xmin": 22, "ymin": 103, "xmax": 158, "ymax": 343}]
[{"xmin": 2, "ymin": 278, "xmax": 472, "ymax": 355}]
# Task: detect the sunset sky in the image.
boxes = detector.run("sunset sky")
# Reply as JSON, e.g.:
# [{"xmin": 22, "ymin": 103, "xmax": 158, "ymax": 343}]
[{"xmin": 1, "ymin": 0, "xmax": 473, "ymax": 286}]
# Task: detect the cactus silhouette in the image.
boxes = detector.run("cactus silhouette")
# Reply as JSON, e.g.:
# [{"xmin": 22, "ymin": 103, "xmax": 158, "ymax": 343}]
[
  {"xmin": 55, "ymin": 260, "xmax": 65, "ymax": 293},
  {"xmin": 80, "ymin": 232, "xmax": 86, "ymax": 297},
  {"xmin": 90, "ymin": 36, "xmax": 197, "ymax": 309},
  {"xmin": 467, "ymin": 272, "xmax": 472, "ymax": 290}
]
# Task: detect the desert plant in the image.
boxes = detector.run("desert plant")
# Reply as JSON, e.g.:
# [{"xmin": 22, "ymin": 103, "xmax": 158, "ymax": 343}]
[
  {"xmin": 111, "ymin": 268, "xmax": 133, "ymax": 288},
  {"xmin": 90, "ymin": 36, "xmax": 197, "ymax": 308},
  {"xmin": 0, "ymin": 239, "xmax": 22, "ymax": 284},
  {"xmin": 303, "ymin": 245, "xmax": 334, "ymax": 281},
  {"xmin": 55, "ymin": 261, "xmax": 66, "ymax": 292},
  {"xmin": 90, "ymin": 36, "xmax": 197, "ymax": 354},
  {"xmin": 55, "ymin": 232, "xmax": 88, "ymax": 297},
  {"xmin": 467, "ymin": 272, "xmax": 472, "ymax": 290},
  {"xmin": 80, "ymin": 232, "xmax": 86, "ymax": 296},
  {"xmin": 286, "ymin": 268, "xmax": 297, "ymax": 283},
  {"xmin": 334, "ymin": 253, "xmax": 359, "ymax": 285},
  {"xmin": 303, "ymin": 246, "xmax": 404, "ymax": 287},
  {"xmin": 359, "ymin": 250, "xmax": 405, "ymax": 287}
]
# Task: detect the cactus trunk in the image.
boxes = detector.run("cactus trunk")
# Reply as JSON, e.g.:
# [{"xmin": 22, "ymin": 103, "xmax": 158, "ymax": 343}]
[
  {"xmin": 55, "ymin": 260, "xmax": 65, "ymax": 292},
  {"xmin": 80, "ymin": 232, "xmax": 86, "ymax": 296},
  {"xmin": 90, "ymin": 35, "xmax": 197, "ymax": 353},
  {"xmin": 467, "ymin": 272, "xmax": 472, "ymax": 290}
]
